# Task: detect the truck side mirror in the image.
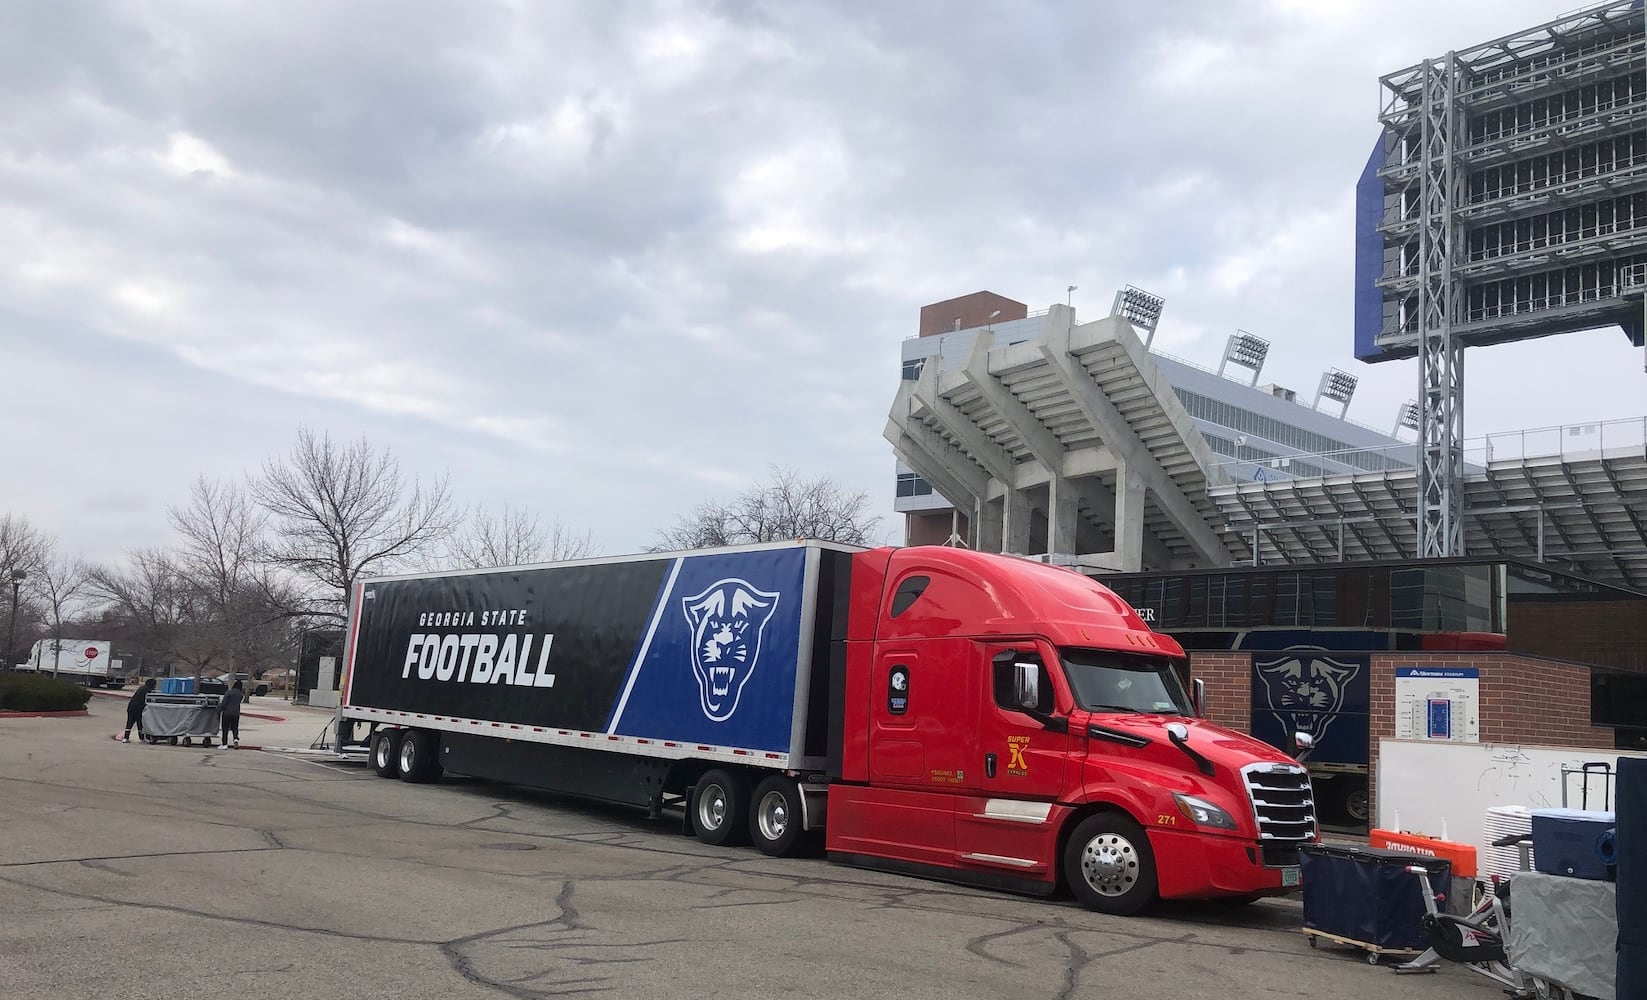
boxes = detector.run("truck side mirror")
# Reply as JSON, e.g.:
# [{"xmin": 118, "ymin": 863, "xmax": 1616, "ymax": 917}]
[
  {"xmin": 1192, "ymin": 678, "xmax": 1206, "ymax": 717},
  {"xmin": 1015, "ymin": 662, "xmax": 1039, "ymax": 711},
  {"xmin": 1292, "ymin": 731, "xmax": 1315, "ymax": 760}
]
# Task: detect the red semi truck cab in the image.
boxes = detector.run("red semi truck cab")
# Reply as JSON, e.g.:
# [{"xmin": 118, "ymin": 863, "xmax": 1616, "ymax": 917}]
[{"xmin": 825, "ymin": 546, "xmax": 1318, "ymax": 914}]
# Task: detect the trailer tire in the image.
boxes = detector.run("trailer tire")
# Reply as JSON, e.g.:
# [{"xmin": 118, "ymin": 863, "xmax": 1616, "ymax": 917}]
[
  {"xmin": 398, "ymin": 729, "xmax": 439, "ymax": 783},
  {"xmin": 1341, "ymin": 783, "xmax": 1370, "ymax": 825},
  {"xmin": 749, "ymin": 775, "xmax": 806, "ymax": 857},
  {"xmin": 372, "ymin": 730, "xmax": 404, "ymax": 778},
  {"xmin": 1064, "ymin": 813, "xmax": 1158, "ymax": 916},
  {"xmin": 692, "ymin": 769, "xmax": 750, "ymax": 847}
]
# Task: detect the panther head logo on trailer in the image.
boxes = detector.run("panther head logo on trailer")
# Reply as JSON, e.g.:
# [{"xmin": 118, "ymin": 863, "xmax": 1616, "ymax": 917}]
[
  {"xmin": 682, "ymin": 579, "xmax": 780, "ymax": 723},
  {"xmin": 1255, "ymin": 649, "xmax": 1361, "ymax": 744}
]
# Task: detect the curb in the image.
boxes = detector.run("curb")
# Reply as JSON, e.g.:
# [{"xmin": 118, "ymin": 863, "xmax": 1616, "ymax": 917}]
[{"xmin": 0, "ymin": 709, "xmax": 91, "ymax": 719}]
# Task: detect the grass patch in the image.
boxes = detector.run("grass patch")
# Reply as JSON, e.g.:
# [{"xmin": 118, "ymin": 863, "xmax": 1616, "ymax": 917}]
[{"xmin": 0, "ymin": 672, "xmax": 95, "ymax": 712}]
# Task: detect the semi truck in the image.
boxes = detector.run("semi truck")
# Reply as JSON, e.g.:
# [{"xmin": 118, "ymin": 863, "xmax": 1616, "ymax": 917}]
[
  {"xmin": 335, "ymin": 541, "xmax": 1318, "ymax": 915},
  {"xmin": 21, "ymin": 639, "xmax": 121, "ymax": 688}
]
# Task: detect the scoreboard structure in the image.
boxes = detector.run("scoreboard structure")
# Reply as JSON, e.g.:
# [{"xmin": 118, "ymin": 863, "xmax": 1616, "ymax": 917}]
[{"xmin": 1354, "ymin": 0, "xmax": 1647, "ymax": 559}]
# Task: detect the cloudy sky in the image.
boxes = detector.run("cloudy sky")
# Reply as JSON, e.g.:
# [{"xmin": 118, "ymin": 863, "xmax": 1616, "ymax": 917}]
[{"xmin": 5, "ymin": 0, "xmax": 1644, "ymax": 565}]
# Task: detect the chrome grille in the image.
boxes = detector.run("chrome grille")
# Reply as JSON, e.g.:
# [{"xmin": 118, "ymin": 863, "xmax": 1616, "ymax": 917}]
[{"xmin": 1242, "ymin": 762, "xmax": 1316, "ymax": 850}]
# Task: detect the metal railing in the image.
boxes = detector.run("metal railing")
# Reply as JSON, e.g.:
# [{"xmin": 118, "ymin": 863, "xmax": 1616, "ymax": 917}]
[{"xmin": 1211, "ymin": 416, "xmax": 1647, "ymax": 482}]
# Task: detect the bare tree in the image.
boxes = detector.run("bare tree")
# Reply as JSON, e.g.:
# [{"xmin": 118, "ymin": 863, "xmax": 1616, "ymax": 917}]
[
  {"xmin": 89, "ymin": 548, "xmax": 225, "ymax": 674},
  {"xmin": 169, "ymin": 477, "xmax": 303, "ymax": 672},
  {"xmin": 252, "ymin": 427, "xmax": 457, "ymax": 623},
  {"xmin": 439, "ymin": 503, "xmax": 600, "ymax": 569},
  {"xmin": 653, "ymin": 466, "xmax": 883, "ymax": 551},
  {"xmin": 1, "ymin": 513, "xmax": 51, "ymax": 667},
  {"xmin": 30, "ymin": 554, "xmax": 90, "ymax": 677}
]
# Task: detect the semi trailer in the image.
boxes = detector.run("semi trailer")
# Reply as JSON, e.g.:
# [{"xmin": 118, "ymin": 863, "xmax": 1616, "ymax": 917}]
[{"xmin": 336, "ymin": 540, "xmax": 1318, "ymax": 914}]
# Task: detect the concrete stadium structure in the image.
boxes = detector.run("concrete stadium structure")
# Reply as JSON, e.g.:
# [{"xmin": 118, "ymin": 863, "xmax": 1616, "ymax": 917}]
[{"xmin": 887, "ymin": 290, "xmax": 1647, "ymax": 589}]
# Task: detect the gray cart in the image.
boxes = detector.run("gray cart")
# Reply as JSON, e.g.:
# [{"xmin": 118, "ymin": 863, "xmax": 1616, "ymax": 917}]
[{"xmin": 141, "ymin": 694, "xmax": 222, "ymax": 746}]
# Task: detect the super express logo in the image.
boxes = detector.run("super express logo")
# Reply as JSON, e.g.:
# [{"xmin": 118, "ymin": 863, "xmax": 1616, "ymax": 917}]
[{"xmin": 399, "ymin": 609, "xmax": 555, "ymax": 688}]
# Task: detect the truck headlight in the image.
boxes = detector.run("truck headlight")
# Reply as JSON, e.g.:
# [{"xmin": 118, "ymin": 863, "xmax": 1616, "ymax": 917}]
[{"xmin": 1173, "ymin": 793, "xmax": 1238, "ymax": 830}]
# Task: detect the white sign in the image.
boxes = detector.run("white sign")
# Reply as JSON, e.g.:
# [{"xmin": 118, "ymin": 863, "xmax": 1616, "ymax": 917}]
[{"xmin": 1395, "ymin": 666, "xmax": 1479, "ymax": 743}]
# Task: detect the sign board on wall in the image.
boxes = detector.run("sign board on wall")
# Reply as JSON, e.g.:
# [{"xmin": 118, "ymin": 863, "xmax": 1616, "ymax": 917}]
[{"xmin": 1395, "ymin": 667, "xmax": 1479, "ymax": 743}]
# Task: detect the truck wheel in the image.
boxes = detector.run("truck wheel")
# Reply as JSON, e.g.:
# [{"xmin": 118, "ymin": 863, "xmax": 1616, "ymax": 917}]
[
  {"xmin": 749, "ymin": 775, "xmax": 805, "ymax": 857},
  {"xmin": 398, "ymin": 729, "xmax": 439, "ymax": 783},
  {"xmin": 1064, "ymin": 813, "xmax": 1158, "ymax": 916},
  {"xmin": 692, "ymin": 769, "xmax": 750, "ymax": 847},
  {"xmin": 372, "ymin": 730, "xmax": 403, "ymax": 778},
  {"xmin": 1341, "ymin": 784, "xmax": 1370, "ymax": 825}
]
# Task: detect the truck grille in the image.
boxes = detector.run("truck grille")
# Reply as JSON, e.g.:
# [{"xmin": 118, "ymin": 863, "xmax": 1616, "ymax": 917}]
[{"xmin": 1242, "ymin": 762, "xmax": 1316, "ymax": 852}]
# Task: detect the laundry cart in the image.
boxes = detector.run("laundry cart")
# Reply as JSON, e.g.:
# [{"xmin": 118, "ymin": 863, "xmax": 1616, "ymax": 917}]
[{"xmin": 141, "ymin": 693, "xmax": 222, "ymax": 746}]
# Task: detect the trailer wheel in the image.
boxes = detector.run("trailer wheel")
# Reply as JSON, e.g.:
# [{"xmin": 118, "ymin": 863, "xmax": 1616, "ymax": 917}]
[
  {"xmin": 1064, "ymin": 813, "xmax": 1158, "ymax": 916},
  {"xmin": 372, "ymin": 730, "xmax": 404, "ymax": 778},
  {"xmin": 1341, "ymin": 784, "xmax": 1370, "ymax": 825},
  {"xmin": 749, "ymin": 776, "xmax": 805, "ymax": 857},
  {"xmin": 398, "ymin": 729, "xmax": 439, "ymax": 783},
  {"xmin": 692, "ymin": 769, "xmax": 750, "ymax": 847}
]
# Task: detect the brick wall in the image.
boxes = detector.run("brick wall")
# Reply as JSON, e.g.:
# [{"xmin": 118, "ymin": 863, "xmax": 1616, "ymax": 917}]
[
  {"xmin": 906, "ymin": 511, "xmax": 969, "ymax": 547},
  {"xmin": 1367, "ymin": 652, "xmax": 1612, "ymax": 820},
  {"xmin": 1187, "ymin": 652, "xmax": 1252, "ymax": 733},
  {"xmin": 917, "ymin": 291, "xmax": 1028, "ymax": 338},
  {"xmin": 1508, "ymin": 598, "xmax": 1647, "ymax": 672}
]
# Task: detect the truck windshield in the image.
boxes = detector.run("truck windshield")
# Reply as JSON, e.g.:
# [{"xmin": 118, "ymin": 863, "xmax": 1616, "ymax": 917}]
[{"xmin": 1060, "ymin": 649, "xmax": 1192, "ymax": 716}]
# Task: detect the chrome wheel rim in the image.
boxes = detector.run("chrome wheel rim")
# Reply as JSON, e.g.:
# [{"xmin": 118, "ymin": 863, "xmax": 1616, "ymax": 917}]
[
  {"xmin": 697, "ymin": 782, "xmax": 728, "ymax": 832},
  {"xmin": 1080, "ymin": 832, "xmax": 1139, "ymax": 897},
  {"xmin": 399, "ymin": 738, "xmax": 416, "ymax": 773},
  {"xmin": 757, "ymin": 790, "xmax": 789, "ymax": 842},
  {"xmin": 375, "ymin": 738, "xmax": 391, "ymax": 769}
]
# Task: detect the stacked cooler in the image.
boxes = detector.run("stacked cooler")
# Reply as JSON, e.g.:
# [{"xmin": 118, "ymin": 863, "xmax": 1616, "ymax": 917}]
[{"xmin": 1481, "ymin": 805, "xmax": 1534, "ymax": 880}]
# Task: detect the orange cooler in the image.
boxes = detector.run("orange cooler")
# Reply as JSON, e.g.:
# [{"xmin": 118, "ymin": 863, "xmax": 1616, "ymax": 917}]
[{"xmin": 1369, "ymin": 829, "xmax": 1478, "ymax": 879}]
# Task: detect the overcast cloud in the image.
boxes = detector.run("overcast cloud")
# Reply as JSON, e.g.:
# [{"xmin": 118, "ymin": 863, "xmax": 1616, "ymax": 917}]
[{"xmin": 4, "ymin": 0, "xmax": 1644, "ymax": 564}]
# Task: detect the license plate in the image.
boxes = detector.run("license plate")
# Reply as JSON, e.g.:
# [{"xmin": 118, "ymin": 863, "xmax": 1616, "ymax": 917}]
[{"xmin": 1281, "ymin": 866, "xmax": 1301, "ymax": 887}]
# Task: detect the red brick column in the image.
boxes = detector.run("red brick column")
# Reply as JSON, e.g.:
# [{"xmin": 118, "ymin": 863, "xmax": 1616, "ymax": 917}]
[{"xmin": 1187, "ymin": 652, "xmax": 1252, "ymax": 733}]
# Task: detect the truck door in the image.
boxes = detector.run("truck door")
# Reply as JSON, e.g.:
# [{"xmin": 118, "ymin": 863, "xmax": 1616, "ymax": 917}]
[{"xmin": 953, "ymin": 644, "xmax": 1070, "ymax": 876}]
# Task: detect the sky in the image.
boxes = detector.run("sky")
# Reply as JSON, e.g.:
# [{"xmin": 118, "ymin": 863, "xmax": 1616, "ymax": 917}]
[{"xmin": 4, "ymin": 0, "xmax": 1644, "ymax": 566}]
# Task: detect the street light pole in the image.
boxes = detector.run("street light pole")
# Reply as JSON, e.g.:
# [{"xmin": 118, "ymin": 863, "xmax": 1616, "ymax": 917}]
[{"xmin": 6, "ymin": 569, "xmax": 25, "ymax": 672}]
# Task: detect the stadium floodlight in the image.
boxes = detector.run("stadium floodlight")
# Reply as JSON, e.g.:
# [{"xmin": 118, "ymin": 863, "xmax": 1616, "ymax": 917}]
[
  {"xmin": 1395, "ymin": 399, "xmax": 1421, "ymax": 436},
  {"xmin": 1217, "ymin": 330, "xmax": 1270, "ymax": 386},
  {"xmin": 1313, "ymin": 368, "xmax": 1359, "ymax": 419},
  {"xmin": 1111, "ymin": 285, "xmax": 1167, "ymax": 348}
]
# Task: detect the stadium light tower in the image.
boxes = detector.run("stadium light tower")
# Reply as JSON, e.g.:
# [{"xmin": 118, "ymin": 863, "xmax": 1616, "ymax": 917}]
[
  {"xmin": 1217, "ymin": 331, "xmax": 1270, "ymax": 387},
  {"xmin": 1394, "ymin": 400, "xmax": 1421, "ymax": 437},
  {"xmin": 1111, "ymin": 285, "xmax": 1166, "ymax": 349},
  {"xmin": 1313, "ymin": 369, "xmax": 1359, "ymax": 419}
]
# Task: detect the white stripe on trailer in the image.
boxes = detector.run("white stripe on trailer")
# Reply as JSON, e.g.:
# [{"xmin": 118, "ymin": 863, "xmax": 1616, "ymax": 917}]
[
  {"xmin": 343, "ymin": 705, "xmax": 820, "ymax": 771},
  {"xmin": 604, "ymin": 557, "xmax": 682, "ymax": 734}
]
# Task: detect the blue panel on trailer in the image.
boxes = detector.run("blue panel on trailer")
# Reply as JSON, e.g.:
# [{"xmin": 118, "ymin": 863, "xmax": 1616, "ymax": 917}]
[
  {"xmin": 1353, "ymin": 137, "xmax": 1394, "ymax": 364},
  {"xmin": 609, "ymin": 546, "xmax": 808, "ymax": 754}
]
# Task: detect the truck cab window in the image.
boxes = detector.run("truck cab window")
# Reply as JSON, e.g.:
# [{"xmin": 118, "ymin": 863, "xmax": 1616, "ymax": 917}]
[
  {"xmin": 1061, "ymin": 650, "xmax": 1191, "ymax": 716},
  {"xmin": 889, "ymin": 576, "xmax": 930, "ymax": 617},
  {"xmin": 992, "ymin": 653, "xmax": 1052, "ymax": 714}
]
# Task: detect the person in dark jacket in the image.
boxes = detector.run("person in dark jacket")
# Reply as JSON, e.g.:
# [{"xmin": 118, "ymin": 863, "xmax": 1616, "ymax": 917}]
[
  {"xmin": 219, "ymin": 680, "xmax": 245, "ymax": 749},
  {"xmin": 122, "ymin": 678, "xmax": 156, "ymax": 742}
]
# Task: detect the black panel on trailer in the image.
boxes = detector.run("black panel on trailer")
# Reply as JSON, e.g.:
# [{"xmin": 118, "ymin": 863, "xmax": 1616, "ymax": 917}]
[{"xmin": 438, "ymin": 731, "xmax": 671, "ymax": 809}]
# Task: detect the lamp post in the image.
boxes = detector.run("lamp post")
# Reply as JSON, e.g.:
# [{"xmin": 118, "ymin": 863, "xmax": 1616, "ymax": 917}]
[{"xmin": 7, "ymin": 569, "xmax": 25, "ymax": 673}]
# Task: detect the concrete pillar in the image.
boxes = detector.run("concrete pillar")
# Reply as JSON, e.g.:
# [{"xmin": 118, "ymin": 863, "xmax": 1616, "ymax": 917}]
[
  {"xmin": 975, "ymin": 497, "xmax": 1004, "ymax": 553},
  {"xmin": 1114, "ymin": 460, "xmax": 1146, "ymax": 572},
  {"xmin": 1003, "ymin": 488, "xmax": 1033, "ymax": 555},
  {"xmin": 1048, "ymin": 475, "xmax": 1079, "ymax": 557}
]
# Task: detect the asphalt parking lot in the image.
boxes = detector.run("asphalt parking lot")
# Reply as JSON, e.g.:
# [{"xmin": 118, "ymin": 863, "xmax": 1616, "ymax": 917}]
[{"xmin": 2, "ymin": 701, "xmax": 1506, "ymax": 1000}]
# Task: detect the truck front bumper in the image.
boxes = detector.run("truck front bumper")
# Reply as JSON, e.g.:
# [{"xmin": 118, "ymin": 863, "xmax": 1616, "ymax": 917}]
[{"xmin": 1147, "ymin": 828, "xmax": 1302, "ymax": 900}]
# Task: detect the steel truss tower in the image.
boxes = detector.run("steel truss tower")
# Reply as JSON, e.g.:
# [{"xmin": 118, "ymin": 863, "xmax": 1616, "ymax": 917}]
[{"xmin": 1375, "ymin": 1, "xmax": 1647, "ymax": 557}]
